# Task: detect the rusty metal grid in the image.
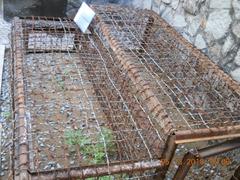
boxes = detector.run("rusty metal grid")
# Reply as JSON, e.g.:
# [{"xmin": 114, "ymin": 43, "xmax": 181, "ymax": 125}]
[
  {"xmin": 10, "ymin": 4, "xmax": 240, "ymax": 180},
  {"xmin": 11, "ymin": 16, "xmax": 166, "ymax": 179},
  {"xmin": 92, "ymin": 5, "xmax": 240, "ymax": 143}
]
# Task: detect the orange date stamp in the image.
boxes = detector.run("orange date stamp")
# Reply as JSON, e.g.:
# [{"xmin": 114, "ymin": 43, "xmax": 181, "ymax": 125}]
[{"xmin": 160, "ymin": 157, "xmax": 232, "ymax": 166}]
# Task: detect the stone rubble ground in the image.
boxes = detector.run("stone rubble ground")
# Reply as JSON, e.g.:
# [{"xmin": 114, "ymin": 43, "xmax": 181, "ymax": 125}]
[
  {"xmin": 0, "ymin": 50, "xmax": 12, "ymax": 178},
  {"xmin": 0, "ymin": 14, "xmax": 11, "ymax": 178}
]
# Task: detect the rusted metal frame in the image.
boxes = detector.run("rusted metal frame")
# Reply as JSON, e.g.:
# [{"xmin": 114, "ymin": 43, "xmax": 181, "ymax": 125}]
[
  {"xmin": 92, "ymin": 11, "xmax": 176, "ymax": 179},
  {"xmin": 12, "ymin": 17, "xmax": 30, "ymax": 180},
  {"xmin": 173, "ymin": 138, "xmax": 240, "ymax": 180},
  {"xmin": 22, "ymin": 17, "xmax": 78, "ymax": 53},
  {"xmin": 175, "ymin": 125, "xmax": 240, "ymax": 144},
  {"xmin": 73, "ymin": 32, "xmax": 132, "ymax": 162},
  {"xmin": 141, "ymin": 10, "xmax": 240, "ymax": 143},
  {"xmin": 0, "ymin": 45, "xmax": 4, "ymax": 93},
  {"xmin": 10, "ymin": 24, "xmax": 17, "ymax": 179},
  {"xmin": 29, "ymin": 160, "xmax": 162, "ymax": 180},
  {"xmin": 92, "ymin": 26, "xmax": 168, "ymax": 159},
  {"xmin": 154, "ymin": 133, "xmax": 177, "ymax": 179},
  {"xmin": 45, "ymin": 19, "xmax": 164, "ymax": 178},
  {"xmin": 93, "ymin": 12, "xmax": 175, "ymax": 136},
  {"xmin": 25, "ymin": 49, "xmax": 77, "ymax": 54},
  {"xmin": 93, "ymin": 7, "xmax": 240, "ymax": 175},
  {"xmin": 79, "ymin": 37, "xmax": 139, "ymax": 159},
  {"xmin": 22, "ymin": 18, "xmax": 76, "ymax": 30}
]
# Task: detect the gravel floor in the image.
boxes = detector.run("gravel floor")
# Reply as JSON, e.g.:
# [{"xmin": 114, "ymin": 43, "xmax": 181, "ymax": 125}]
[
  {"xmin": 0, "ymin": 50, "xmax": 12, "ymax": 179},
  {"xmin": 0, "ymin": 16, "xmax": 10, "ymax": 47}
]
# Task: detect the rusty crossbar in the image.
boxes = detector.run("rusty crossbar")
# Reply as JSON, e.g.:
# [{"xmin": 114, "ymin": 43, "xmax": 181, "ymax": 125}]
[{"xmin": 10, "ymin": 5, "xmax": 240, "ymax": 180}]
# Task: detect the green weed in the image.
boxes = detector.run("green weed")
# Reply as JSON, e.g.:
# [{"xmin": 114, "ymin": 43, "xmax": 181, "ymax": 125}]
[
  {"xmin": 2, "ymin": 111, "xmax": 12, "ymax": 120},
  {"xmin": 64, "ymin": 127, "xmax": 116, "ymax": 164}
]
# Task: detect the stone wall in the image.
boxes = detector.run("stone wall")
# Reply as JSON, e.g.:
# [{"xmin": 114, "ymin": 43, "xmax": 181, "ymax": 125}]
[
  {"xmin": 66, "ymin": 0, "xmax": 129, "ymax": 17},
  {"xmin": 131, "ymin": 0, "xmax": 240, "ymax": 82}
]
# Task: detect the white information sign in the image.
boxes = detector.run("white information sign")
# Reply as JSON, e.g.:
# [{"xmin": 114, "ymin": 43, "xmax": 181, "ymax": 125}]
[{"xmin": 74, "ymin": 2, "xmax": 95, "ymax": 33}]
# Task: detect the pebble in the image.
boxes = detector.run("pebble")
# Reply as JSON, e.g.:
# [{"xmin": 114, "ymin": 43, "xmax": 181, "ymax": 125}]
[
  {"xmin": 44, "ymin": 162, "xmax": 61, "ymax": 170},
  {"xmin": 70, "ymin": 160, "xmax": 75, "ymax": 165}
]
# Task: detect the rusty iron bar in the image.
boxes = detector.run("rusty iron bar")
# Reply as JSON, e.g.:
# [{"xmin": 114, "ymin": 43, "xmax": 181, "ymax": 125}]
[
  {"xmin": 154, "ymin": 134, "xmax": 177, "ymax": 179},
  {"xmin": 175, "ymin": 125, "xmax": 240, "ymax": 144},
  {"xmin": 30, "ymin": 160, "xmax": 162, "ymax": 180},
  {"xmin": 12, "ymin": 17, "xmax": 30, "ymax": 180},
  {"xmin": 173, "ymin": 138, "xmax": 240, "ymax": 180},
  {"xmin": 23, "ymin": 18, "xmax": 77, "ymax": 30}
]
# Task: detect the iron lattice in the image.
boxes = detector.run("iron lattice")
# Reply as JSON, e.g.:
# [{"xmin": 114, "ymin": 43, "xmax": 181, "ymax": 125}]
[{"xmin": 10, "ymin": 5, "xmax": 240, "ymax": 180}]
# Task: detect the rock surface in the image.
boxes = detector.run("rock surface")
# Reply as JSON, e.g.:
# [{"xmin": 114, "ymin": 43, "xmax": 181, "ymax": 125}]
[
  {"xmin": 171, "ymin": 0, "xmax": 179, "ymax": 10},
  {"xmin": 205, "ymin": 10, "xmax": 231, "ymax": 40},
  {"xmin": 222, "ymin": 35, "xmax": 235, "ymax": 56},
  {"xmin": 194, "ymin": 34, "xmax": 207, "ymax": 49},
  {"xmin": 170, "ymin": 14, "xmax": 187, "ymax": 27},
  {"xmin": 162, "ymin": 0, "xmax": 171, "ymax": 5},
  {"xmin": 209, "ymin": 0, "xmax": 232, "ymax": 9},
  {"xmin": 231, "ymin": 68, "xmax": 240, "ymax": 81},
  {"xmin": 232, "ymin": 0, "xmax": 240, "ymax": 19},
  {"xmin": 232, "ymin": 21, "xmax": 240, "ymax": 38},
  {"xmin": 143, "ymin": 0, "xmax": 152, "ymax": 9},
  {"xmin": 183, "ymin": 0, "xmax": 205, "ymax": 15},
  {"xmin": 187, "ymin": 15, "xmax": 201, "ymax": 36},
  {"xmin": 234, "ymin": 49, "xmax": 240, "ymax": 66}
]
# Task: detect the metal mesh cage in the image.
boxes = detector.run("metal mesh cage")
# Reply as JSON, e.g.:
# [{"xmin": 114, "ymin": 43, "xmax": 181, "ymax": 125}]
[
  {"xmin": 11, "ymin": 15, "xmax": 165, "ymax": 179},
  {"xmin": 10, "ymin": 4, "xmax": 240, "ymax": 180}
]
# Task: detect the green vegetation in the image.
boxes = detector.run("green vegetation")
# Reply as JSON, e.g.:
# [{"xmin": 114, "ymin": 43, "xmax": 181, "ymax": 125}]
[
  {"xmin": 64, "ymin": 127, "xmax": 115, "ymax": 164},
  {"xmin": 63, "ymin": 69, "xmax": 70, "ymax": 76},
  {"xmin": 2, "ymin": 111, "xmax": 12, "ymax": 120},
  {"xmin": 86, "ymin": 174, "xmax": 129, "ymax": 180},
  {"xmin": 56, "ymin": 78, "xmax": 65, "ymax": 91},
  {"xmin": 85, "ymin": 173, "xmax": 129, "ymax": 180},
  {"xmin": 86, "ymin": 175, "xmax": 114, "ymax": 180}
]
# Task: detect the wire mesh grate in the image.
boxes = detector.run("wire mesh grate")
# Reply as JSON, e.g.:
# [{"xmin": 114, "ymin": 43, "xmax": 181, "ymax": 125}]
[
  {"xmin": 93, "ymin": 5, "xmax": 240, "ymax": 132},
  {"xmin": 12, "ymin": 15, "xmax": 165, "ymax": 179},
  {"xmin": 10, "ymin": 4, "xmax": 240, "ymax": 179}
]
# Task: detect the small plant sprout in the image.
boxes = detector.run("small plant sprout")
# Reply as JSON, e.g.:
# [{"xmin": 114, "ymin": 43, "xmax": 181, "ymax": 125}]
[
  {"xmin": 63, "ymin": 69, "xmax": 70, "ymax": 76},
  {"xmin": 2, "ymin": 111, "xmax": 12, "ymax": 120},
  {"xmin": 54, "ymin": 76, "xmax": 65, "ymax": 91},
  {"xmin": 64, "ymin": 127, "xmax": 116, "ymax": 164}
]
